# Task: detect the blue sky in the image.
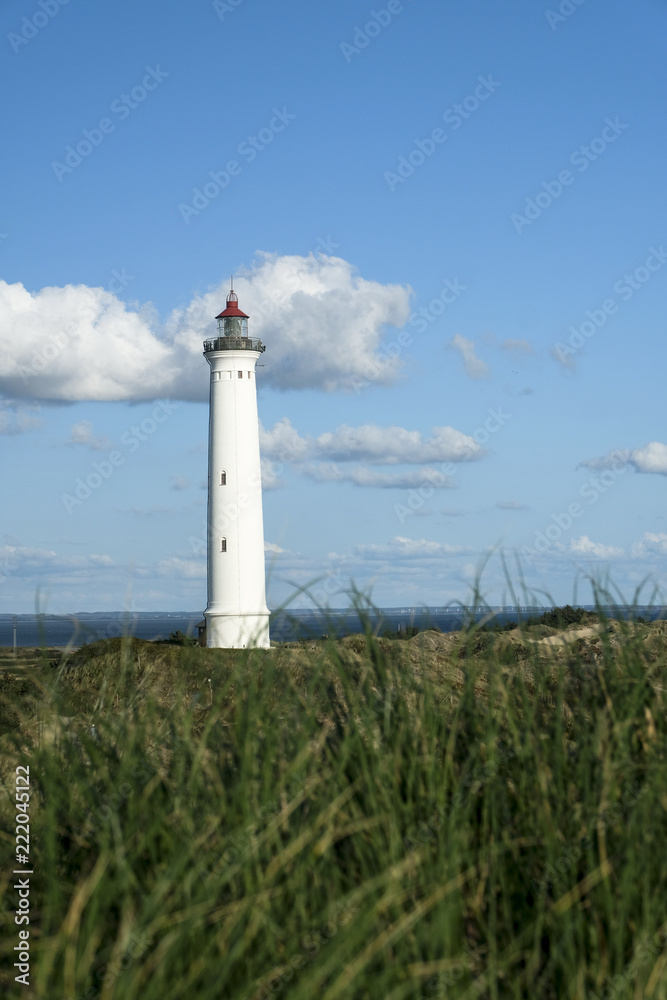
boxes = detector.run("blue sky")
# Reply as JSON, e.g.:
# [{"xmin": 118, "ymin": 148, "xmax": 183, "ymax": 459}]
[{"xmin": 1, "ymin": 0, "xmax": 665, "ymax": 613}]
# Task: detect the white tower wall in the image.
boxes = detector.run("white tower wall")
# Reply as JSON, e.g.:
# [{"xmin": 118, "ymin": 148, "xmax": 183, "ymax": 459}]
[{"xmin": 204, "ymin": 345, "xmax": 270, "ymax": 648}]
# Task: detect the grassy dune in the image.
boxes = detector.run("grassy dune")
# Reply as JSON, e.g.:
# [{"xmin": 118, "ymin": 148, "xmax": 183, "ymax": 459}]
[{"xmin": 1, "ymin": 610, "xmax": 666, "ymax": 999}]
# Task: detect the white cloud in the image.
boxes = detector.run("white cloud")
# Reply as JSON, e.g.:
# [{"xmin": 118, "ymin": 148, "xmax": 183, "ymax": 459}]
[
  {"xmin": 0, "ymin": 253, "xmax": 411, "ymax": 401},
  {"xmin": 259, "ymin": 419, "xmax": 483, "ymax": 466},
  {"xmin": 501, "ymin": 339, "xmax": 533, "ymax": 355},
  {"xmin": 89, "ymin": 553, "xmax": 114, "ymax": 566},
  {"xmin": 258, "ymin": 418, "xmax": 483, "ymax": 490},
  {"xmin": 313, "ymin": 423, "xmax": 481, "ymax": 464},
  {"xmin": 259, "ymin": 417, "xmax": 309, "ymax": 462},
  {"xmin": 261, "ymin": 457, "xmax": 285, "ymax": 491},
  {"xmin": 569, "ymin": 536, "xmax": 624, "ymax": 559},
  {"xmin": 631, "ymin": 532, "xmax": 667, "ymax": 558},
  {"xmin": 68, "ymin": 420, "xmax": 112, "ymax": 451},
  {"xmin": 0, "ymin": 545, "xmax": 114, "ymax": 577},
  {"xmin": 265, "ymin": 542, "xmax": 288, "ymax": 554},
  {"xmin": 155, "ymin": 557, "xmax": 206, "ymax": 579},
  {"xmin": 630, "ymin": 442, "xmax": 667, "ymax": 475},
  {"xmin": 260, "ymin": 541, "xmax": 489, "ymax": 612},
  {"xmin": 448, "ymin": 334, "xmax": 489, "ymax": 379},
  {"xmin": 580, "ymin": 442, "xmax": 667, "ymax": 477},
  {"xmin": 300, "ymin": 463, "xmax": 456, "ymax": 489},
  {"xmin": 353, "ymin": 537, "xmax": 472, "ymax": 560},
  {"xmin": 0, "ymin": 400, "xmax": 41, "ymax": 434}
]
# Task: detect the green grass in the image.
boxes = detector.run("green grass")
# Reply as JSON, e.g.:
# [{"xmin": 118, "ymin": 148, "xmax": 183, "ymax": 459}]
[{"xmin": 1, "ymin": 607, "xmax": 666, "ymax": 999}]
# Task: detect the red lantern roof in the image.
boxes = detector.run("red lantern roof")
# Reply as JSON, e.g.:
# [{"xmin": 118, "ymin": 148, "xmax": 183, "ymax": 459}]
[{"xmin": 216, "ymin": 289, "xmax": 249, "ymax": 320}]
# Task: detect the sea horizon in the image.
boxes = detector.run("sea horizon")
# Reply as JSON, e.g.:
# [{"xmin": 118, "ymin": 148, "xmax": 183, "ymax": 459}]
[{"xmin": 1, "ymin": 603, "xmax": 665, "ymax": 648}]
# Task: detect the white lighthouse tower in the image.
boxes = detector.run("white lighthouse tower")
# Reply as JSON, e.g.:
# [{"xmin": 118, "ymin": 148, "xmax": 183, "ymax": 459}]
[{"xmin": 202, "ymin": 287, "xmax": 270, "ymax": 648}]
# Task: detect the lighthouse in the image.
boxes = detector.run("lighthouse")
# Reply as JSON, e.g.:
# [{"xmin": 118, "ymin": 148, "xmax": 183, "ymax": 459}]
[{"xmin": 202, "ymin": 287, "xmax": 270, "ymax": 648}]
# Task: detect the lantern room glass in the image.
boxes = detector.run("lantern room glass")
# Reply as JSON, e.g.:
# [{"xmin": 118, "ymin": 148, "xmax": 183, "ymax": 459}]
[{"xmin": 218, "ymin": 316, "xmax": 248, "ymax": 338}]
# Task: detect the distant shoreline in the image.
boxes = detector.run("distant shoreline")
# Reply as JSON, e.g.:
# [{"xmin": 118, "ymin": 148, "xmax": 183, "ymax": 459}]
[
  {"xmin": 1, "ymin": 603, "xmax": 665, "ymax": 619},
  {"xmin": 1, "ymin": 605, "xmax": 665, "ymax": 647}
]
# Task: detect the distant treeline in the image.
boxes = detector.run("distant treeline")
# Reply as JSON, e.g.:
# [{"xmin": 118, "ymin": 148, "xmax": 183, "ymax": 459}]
[
  {"xmin": 380, "ymin": 605, "xmax": 618, "ymax": 640},
  {"xmin": 480, "ymin": 605, "xmax": 599, "ymax": 633}
]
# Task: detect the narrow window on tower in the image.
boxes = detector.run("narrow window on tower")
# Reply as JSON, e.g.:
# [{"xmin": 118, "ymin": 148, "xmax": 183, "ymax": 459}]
[
  {"xmin": 238, "ymin": 371, "xmax": 243, "ymax": 378},
  {"xmin": 220, "ymin": 471, "xmax": 227, "ymax": 486},
  {"xmin": 221, "ymin": 537, "xmax": 227, "ymax": 553},
  {"xmin": 247, "ymin": 371, "xmax": 251, "ymax": 378}
]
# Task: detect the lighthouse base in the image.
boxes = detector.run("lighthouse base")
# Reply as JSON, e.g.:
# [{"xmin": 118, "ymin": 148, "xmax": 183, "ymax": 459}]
[{"xmin": 204, "ymin": 611, "xmax": 271, "ymax": 649}]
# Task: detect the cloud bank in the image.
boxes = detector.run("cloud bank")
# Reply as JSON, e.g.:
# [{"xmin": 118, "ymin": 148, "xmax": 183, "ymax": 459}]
[
  {"xmin": 352, "ymin": 537, "xmax": 472, "ymax": 560},
  {"xmin": 631, "ymin": 532, "xmax": 667, "ymax": 558},
  {"xmin": 580, "ymin": 441, "xmax": 667, "ymax": 477},
  {"xmin": 569, "ymin": 535, "xmax": 624, "ymax": 559},
  {"xmin": 257, "ymin": 418, "xmax": 483, "ymax": 489},
  {"xmin": 299, "ymin": 464, "xmax": 456, "ymax": 489},
  {"xmin": 259, "ymin": 418, "xmax": 483, "ymax": 465},
  {"xmin": 0, "ymin": 253, "xmax": 412, "ymax": 402},
  {"xmin": 0, "ymin": 545, "xmax": 114, "ymax": 581}
]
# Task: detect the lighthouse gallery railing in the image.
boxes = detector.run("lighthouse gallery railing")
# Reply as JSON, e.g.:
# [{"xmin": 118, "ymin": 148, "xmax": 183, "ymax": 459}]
[{"xmin": 203, "ymin": 337, "xmax": 266, "ymax": 353}]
